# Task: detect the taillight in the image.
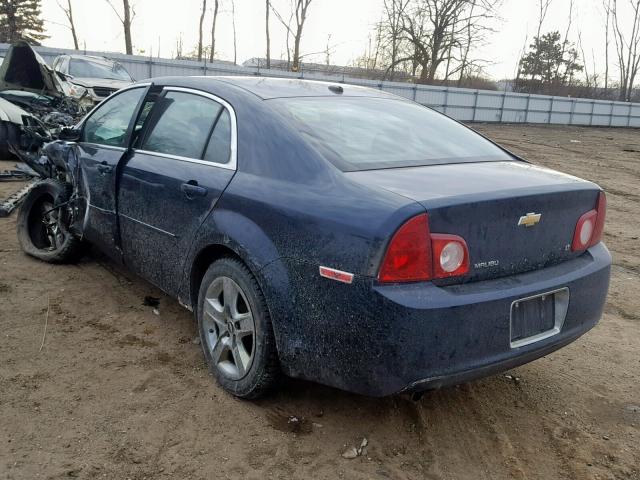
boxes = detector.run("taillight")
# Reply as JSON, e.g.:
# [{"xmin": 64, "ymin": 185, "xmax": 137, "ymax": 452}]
[
  {"xmin": 431, "ymin": 234, "xmax": 469, "ymax": 278},
  {"xmin": 378, "ymin": 214, "xmax": 470, "ymax": 283},
  {"xmin": 571, "ymin": 191, "xmax": 606, "ymax": 252},
  {"xmin": 378, "ymin": 214, "xmax": 432, "ymax": 283}
]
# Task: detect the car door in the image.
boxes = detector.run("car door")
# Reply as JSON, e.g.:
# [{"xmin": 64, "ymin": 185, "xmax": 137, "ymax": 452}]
[
  {"xmin": 76, "ymin": 85, "xmax": 149, "ymax": 259},
  {"xmin": 118, "ymin": 87, "xmax": 237, "ymax": 295}
]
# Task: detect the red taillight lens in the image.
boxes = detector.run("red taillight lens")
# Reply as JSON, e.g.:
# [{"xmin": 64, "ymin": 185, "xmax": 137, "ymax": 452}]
[
  {"xmin": 571, "ymin": 191, "xmax": 607, "ymax": 252},
  {"xmin": 431, "ymin": 234, "xmax": 470, "ymax": 278},
  {"xmin": 378, "ymin": 213, "xmax": 432, "ymax": 283},
  {"xmin": 378, "ymin": 214, "xmax": 470, "ymax": 283}
]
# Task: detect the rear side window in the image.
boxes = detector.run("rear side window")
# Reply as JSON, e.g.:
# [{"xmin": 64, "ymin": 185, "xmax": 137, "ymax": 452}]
[
  {"xmin": 82, "ymin": 87, "xmax": 145, "ymax": 147},
  {"xmin": 271, "ymin": 97, "xmax": 513, "ymax": 171},
  {"xmin": 204, "ymin": 109, "xmax": 231, "ymax": 164},
  {"xmin": 140, "ymin": 91, "xmax": 222, "ymax": 159}
]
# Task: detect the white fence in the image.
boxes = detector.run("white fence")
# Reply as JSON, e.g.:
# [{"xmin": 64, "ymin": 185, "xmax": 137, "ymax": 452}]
[{"xmin": 2, "ymin": 44, "xmax": 639, "ymax": 128}]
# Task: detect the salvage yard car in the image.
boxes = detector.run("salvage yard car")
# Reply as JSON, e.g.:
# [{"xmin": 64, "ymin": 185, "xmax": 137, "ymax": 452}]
[
  {"xmin": 15, "ymin": 77, "xmax": 611, "ymax": 398},
  {"xmin": 0, "ymin": 42, "xmax": 88, "ymax": 159},
  {"xmin": 52, "ymin": 54, "xmax": 134, "ymax": 104}
]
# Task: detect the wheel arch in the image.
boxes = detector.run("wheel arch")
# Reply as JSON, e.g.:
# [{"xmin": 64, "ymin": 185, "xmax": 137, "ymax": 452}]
[{"xmin": 188, "ymin": 243, "xmax": 243, "ymax": 311}]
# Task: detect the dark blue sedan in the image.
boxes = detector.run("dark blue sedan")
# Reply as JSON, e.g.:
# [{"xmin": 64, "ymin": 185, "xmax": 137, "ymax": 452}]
[{"xmin": 16, "ymin": 77, "xmax": 611, "ymax": 398}]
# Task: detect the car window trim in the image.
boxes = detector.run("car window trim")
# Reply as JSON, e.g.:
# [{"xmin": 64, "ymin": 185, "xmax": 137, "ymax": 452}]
[
  {"xmin": 132, "ymin": 86, "xmax": 238, "ymax": 171},
  {"xmin": 79, "ymin": 83, "xmax": 151, "ymax": 148},
  {"xmin": 80, "ymin": 144, "xmax": 128, "ymax": 152}
]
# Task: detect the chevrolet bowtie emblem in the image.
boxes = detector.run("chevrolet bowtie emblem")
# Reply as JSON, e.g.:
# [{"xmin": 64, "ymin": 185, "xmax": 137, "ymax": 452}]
[{"xmin": 518, "ymin": 212, "xmax": 542, "ymax": 227}]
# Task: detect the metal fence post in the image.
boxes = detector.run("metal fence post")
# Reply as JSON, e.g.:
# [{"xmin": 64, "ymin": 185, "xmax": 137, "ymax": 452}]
[
  {"xmin": 443, "ymin": 87, "xmax": 449, "ymax": 115},
  {"xmin": 524, "ymin": 94, "xmax": 531, "ymax": 123},
  {"xmin": 628, "ymin": 103, "xmax": 633, "ymax": 127},
  {"xmin": 499, "ymin": 91, "xmax": 507, "ymax": 122},
  {"xmin": 472, "ymin": 90, "xmax": 479, "ymax": 121},
  {"xmin": 147, "ymin": 54, "xmax": 153, "ymax": 78},
  {"xmin": 413, "ymin": 84, "xmax": 418, "ymax": 102},
  {"xmin": 569, "ymin": 98, "xmax": 576, "ymax": 125},
  {"xmin": 548, "ymin": 97, "xmax": 554, "ymax": 124},
  {"xmin": 609, "ymin": 101, "xmax": 615, "ymax": 127},
  {"xmin": 589, "ymin": 101, "xmax": 595, "ymax": 126}
]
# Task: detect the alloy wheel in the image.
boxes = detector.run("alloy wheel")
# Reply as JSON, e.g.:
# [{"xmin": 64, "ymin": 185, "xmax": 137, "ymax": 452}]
[{"xmin": 202, "ymin": 276, "xmax": 256, "ymax": 380}]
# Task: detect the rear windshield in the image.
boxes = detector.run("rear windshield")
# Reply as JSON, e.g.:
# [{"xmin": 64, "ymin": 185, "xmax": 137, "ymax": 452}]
[{"xmin": 271, "ymin": 97, "xmax": 513, "ymax": 171}]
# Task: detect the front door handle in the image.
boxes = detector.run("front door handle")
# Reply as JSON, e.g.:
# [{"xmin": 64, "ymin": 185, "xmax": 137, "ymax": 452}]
[
  {"xmin": 97, "ymin": 162, "xmax": 113, "ymax": 174},
  {"xmin": 181, "ymin": 181, "xmax": 208, "ymax": 199}
]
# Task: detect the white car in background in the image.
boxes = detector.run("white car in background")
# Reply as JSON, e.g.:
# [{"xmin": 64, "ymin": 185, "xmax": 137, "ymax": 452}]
[{"xmin": 52, "ymin": 54, "xmax": 134, "ymax": 104}]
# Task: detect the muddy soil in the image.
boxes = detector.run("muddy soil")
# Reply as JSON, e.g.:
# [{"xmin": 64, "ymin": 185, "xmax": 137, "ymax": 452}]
[{"xmin": 0, "ymin": 125, "xmax": 638, "ymax": 480}]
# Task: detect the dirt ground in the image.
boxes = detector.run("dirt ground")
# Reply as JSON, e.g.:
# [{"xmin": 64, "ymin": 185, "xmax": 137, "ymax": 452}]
[{"xmin": 0, "ymin": 125, "xmax": 638, "ymax": 480}]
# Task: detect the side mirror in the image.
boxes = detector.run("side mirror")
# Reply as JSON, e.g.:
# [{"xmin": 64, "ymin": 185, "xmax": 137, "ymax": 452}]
[{"xmin": 58, "ymin": 127, "xmax": 81, "ymax": 142}]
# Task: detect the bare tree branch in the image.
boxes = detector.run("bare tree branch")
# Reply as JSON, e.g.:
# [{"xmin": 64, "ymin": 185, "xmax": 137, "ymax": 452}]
[
  {"xmin": 56, "ymin": 0, "xmax": 79, "ymax": 49},
  {"xmin": 104, "ymin": 0, "xmax": 134, "ymax": 54}
]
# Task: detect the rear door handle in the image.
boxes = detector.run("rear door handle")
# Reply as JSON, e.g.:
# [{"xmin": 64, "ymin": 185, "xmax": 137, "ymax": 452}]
[{"xmin": 181, "ymin": 181, "xmax": 208, "ymax": 199}]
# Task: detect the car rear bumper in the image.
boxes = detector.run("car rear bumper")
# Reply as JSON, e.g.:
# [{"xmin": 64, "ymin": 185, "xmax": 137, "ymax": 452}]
[{"xmin": 262, "ymin": 243, "xmax": 611, "ymax": 397}]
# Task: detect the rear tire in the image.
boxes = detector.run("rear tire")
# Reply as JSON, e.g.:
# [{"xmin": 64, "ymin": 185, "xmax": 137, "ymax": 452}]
[
  {"xmin": 197, "ymin": 257, "xmax": 280, "ymax": 399},
  {"xmin": 16, "ymin": 179, "xmax": 84, "ymax": 264}
]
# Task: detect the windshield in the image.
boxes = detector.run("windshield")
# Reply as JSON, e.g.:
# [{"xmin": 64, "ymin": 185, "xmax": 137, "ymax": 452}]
[
  {"xmin": 271, "ymin": 97, "xmax": 513, "ymax": 171},
  {"xmin": 69, "ymin": 58, "xmax": 132, "ymax": 81}
]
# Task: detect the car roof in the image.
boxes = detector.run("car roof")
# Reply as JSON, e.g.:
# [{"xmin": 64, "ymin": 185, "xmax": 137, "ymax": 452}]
[{"xmin": 146, "ymin": 76, "xmax": 399, "ymax": 101}]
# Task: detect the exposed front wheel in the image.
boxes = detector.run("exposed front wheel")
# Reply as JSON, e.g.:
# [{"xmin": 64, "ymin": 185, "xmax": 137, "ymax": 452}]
[
  {"xmin": 16, "ymin": 179, "xmax": 84, "ymax": 264},
  {"xmin": 197, "ymin": 257, "xmax": 280, "ymax": 398}
]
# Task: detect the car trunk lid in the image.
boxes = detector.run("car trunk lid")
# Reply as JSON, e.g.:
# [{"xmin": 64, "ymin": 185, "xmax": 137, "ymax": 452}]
[{"xmin": 346, "ymin": 161, "xmax": 602, "ymax": 282}]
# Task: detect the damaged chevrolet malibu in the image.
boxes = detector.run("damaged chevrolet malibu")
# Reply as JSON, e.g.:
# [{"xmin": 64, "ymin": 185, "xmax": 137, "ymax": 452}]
[{"xmin": 15, "ymin": 77, "xmax": 611, "ymax": 398}]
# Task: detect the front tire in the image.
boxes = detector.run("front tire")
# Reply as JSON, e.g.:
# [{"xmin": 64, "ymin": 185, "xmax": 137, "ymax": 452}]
[
  {"xmin": 197, "ymin": 257, "xmax": 280, "ymax": 399},
  {"xmin": 16, "ymin": 179, "xmax": 84, "ymax": 264}
]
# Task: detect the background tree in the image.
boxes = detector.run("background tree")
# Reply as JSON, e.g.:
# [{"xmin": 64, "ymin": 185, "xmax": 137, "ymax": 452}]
[
  {"xmin": 175, "ymin": 32, "xmax": 183, "ymax": 59},
  {"xmin": 56, "ymin": 0, "xmax": 79, "ymax": 49},
  {"xmin": 603, "ymin": 0, "xmax": 612, "ymax": 93},
  {"xmin": 352, "ymin": 27, "xmax": 383, "ymax": 71},
  {"xmin": 578, "ymin": 31, "xmax": 601, "ymax": 97},
  {"xmin": 380, "ymin": 0, "xmax": 411, "ymax": 78},
  {"xmin": 271, "ymin": 0, "xmax": 314, "ymax": 71},
  {"xmin": 0, "ymin": 0, "xmax": 47, "ymax": 45},
  {"xmin": 231, "ymin": 0, "xmax": 237, "ymax": 64},
  {"xmin": 265, "ymin": 0, "xmax": 271, "ymax": 68},
  {"xmin": 517, "ymin": 31, "xmax": 583, "ymax": 93},
  {"xmin": 197, "ymin": 0, "xmax": 206, "ymax": 61},
  {"xmin": 105, "ymin": 0, "xmax": 134, "ymax": 55},
  {"xmin": 378, "ymin": 0, "xmax": 499, "ymax": 84},
  {"xmin": 209, "ymin": 0, "xmax": 219, "ymax": 62},
  {"xmin": 291, "ymin": 0, "xmax": 313, "ymax": 71},
  {"xmin": 611, "ymin": 0, "xmax": 640, "ymax": 101}
]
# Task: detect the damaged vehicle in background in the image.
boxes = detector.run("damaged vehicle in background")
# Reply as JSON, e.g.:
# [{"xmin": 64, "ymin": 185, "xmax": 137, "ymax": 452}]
[
  {"xmin": 0, "ymin": 95, "xmax": 46, "ymax": 160},
  {"xmin": 52, "ymin": 54, "xmax": 134, "ymax": 104},
  {"xmin": 0, "ymin": 42, "xmax": 90, "ymax": 159},
  {"xmin": 14, "ymin": 77, "xmax": 611, "ymax": 400}
]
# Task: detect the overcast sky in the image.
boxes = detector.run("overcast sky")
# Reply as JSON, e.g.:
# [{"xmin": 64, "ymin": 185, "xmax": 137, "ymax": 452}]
[{"xmin": 39, "ymin": 0, "xmax": 627, "ymax": 81}]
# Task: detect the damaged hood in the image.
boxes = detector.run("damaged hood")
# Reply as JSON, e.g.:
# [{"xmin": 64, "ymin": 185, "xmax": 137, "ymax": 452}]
[
  {"xmin": 0, "ymin": 41, "xmax": 65, "ymax": 97},
  {"xmin": 0, "ymin": 96, "xmax": 31, "ymax": 124}
]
